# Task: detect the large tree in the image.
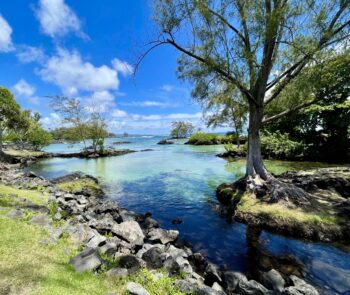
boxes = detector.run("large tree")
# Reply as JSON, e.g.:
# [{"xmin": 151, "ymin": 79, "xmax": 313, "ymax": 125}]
[
  {"xmin": 150, "ymin": 0, "xmax": 350, "ymax": 198},
  {"xmin": 0, "ymin": 87, "xmax": 21, "ymax": 152}
]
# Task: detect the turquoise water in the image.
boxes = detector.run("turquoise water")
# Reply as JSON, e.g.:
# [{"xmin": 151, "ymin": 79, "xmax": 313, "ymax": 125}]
[{"xmin": 29, "ymin": 136, "xmax": 350, "ymax": 294}]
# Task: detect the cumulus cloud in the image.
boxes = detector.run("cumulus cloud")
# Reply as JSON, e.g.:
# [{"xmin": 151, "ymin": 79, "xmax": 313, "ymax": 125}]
[
  {"xmin": 112, "ymin": 58, "xmax": 134, "ymax": 76},
  {"xmin": 34, "ymin": 0, "xmax": 87, "ymax": 39},
  {"xmin": 111, "ymin": 109, "xmax": 128, "ymax": 118},
  {"xmin": 41, "ymin": 112, "xmax": 61, "ymax": 129},
  {"xmin": 0, "ymin": 14, "xmax": 14, "ymax": 52},
  {"xmin": 16, "ymin": 46, "xmax": 46, "ymax": 63},
  {"xmin": 38, "ymin": 48, "xmax": 120, "ymax": 95},
  {"xmin": 119, "ymin": 100, "xmax": 177, "ymax": 108},
  {"xmin": 13, "ymin": 79, "xmax": 36, "ymax": 97}
]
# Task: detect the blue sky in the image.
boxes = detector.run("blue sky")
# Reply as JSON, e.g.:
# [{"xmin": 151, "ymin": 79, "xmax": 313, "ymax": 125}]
[{"xmin": 0, "ymin": 0, "xmax": 226, "ymax": 135}]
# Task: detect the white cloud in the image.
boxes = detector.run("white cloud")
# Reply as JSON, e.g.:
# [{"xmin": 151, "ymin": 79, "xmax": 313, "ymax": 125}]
[
  {"xmin": 41, "ymin": 112, "xmax": 61, "ymax": 129},
  {"xmin": 111, "ymin": 109, "xmax": 128, "ymax": 118},
  {"xmin": 38, "ymin": 48, "xmax": 120, "ymax": 95},
  {"xmin": 161, "ymin": 84, "xmax": 173, "ymax": 92},
  {"xmin": 34, "ymin": 0, "xmax": 86, "ymax": 39},
  {"xmin": 13, "ymin": 79, "xmax": 36, "ymax": 97},
  {"xmin": 0, "ymin": 14, "xmax": 14, "ymax": 52},
  {"xmin": 112, "ymin": 58, "xmax": 134, "ymax": 76},
  {"xmin": 119, "ymin": 100, "xmax": 177, "ymax": 108},
  {"xmin": 16, "ymin": 46, "xmax": 46, "ymax": 63}
]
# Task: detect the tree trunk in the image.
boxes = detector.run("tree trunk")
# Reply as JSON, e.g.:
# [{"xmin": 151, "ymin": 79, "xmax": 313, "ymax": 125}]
[
  {"xmin": 246, "ymin": 104, "xmax": 268, "ymax": 180},
  {"xmin": 0, "ymin": 128, "xmax": 3, "ymax": 153},
  {"xmin": 236, "ymin": 131, "xmax": 240, "ymax": 148}
]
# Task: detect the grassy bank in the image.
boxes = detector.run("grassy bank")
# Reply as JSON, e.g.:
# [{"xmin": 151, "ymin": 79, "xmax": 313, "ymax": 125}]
[{"xmin": 0, "ymin": 183, "xmax": 184, "ymax": 295}]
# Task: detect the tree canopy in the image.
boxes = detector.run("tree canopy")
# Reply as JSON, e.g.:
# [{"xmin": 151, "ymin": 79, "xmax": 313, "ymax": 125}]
[{"xmin": 152, "ymin": 0, "xmax": 350, "ymax": 181}]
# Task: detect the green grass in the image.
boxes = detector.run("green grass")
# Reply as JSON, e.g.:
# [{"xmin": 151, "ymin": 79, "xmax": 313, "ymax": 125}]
[
  {"xmin": 4, "ymin": 149, "xmax": 45, "ymax": 158},
  {"xmin": 0, "ymin": 184, "xmax": 48, "ymax": 206},
  {"xmin": 0, "ymin": 183, "xmax": 185, "ymax": 295},
  {"xmin": 57, "ymin": 179, "xmax": 101, "ymax": 195},
  {"xmin": 237, "ymin": 193, "xmax": 340, "ymax": 225}
]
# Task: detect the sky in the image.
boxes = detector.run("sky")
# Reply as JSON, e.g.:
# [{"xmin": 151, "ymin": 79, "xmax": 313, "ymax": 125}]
[{"xmin": 0, "ymin": 0, "xmax": 228, "ymax": 135}]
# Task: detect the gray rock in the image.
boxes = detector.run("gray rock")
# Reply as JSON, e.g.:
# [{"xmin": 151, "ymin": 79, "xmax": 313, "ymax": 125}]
[
  {"xmin": 262, "ymin": 269, "xmax": 285, "ymax": 292},
  {"xmin": 106, "ymin": 267, "xmax": 128, "ymax": 277},
  {"xmin": 118, "ymin": 255, "xmax": 142, "ymax": 273},
  {"xmin": 6, "ymin": 209, "xmax": 24, "ymax": 219},
  {"xmin": 175, "ymin": 280, "xmax": 226, "ymax": 295},
  {"xmin": 112, "ymin": 221, "xmax": 145, "ymax": 246},
  {"xmin": 70, "ymin": 247, "xmax": 103, "ymax": 272},
  {"xmin": 222, "ymin": 271, "xmax": 248, "ymax": 293},
  {"xmin": 127, "ymin": 282, "xmax": 150, "ymax": 295},
  {"xmin": 30, "ymin": 214, "xmax": 51, "ymax": 227},
  {"xmin": 143, "ymin": 217, "xmax": 159, "ymax": 229},
  {"xmin": 99, "ymin": 242, "xmax": 119, "ymax": 257},
  {"xmin": 142, "ymin": 247, "xmax": 164, "ymax": 269},
  {"xmin": 120, "ymin": 209, "xmax": 142, "ymax": 222},
  {"xmin": 95, "ymin": 200, "xmax": 119, "ymax": 214},
  {"xmin": 236, "ymin": 280, "xmax": 268, "ymax": 295},
  {"xmin": 88, "ymin": 215, "xmax": 116, "ymax": 233},
  {"xmin": 86, "ymin": 230, "xmax": 107, "ymax": 248},
  {"xmin": 147, "ymin": 228, "xmax": 179, "ymax": 244},
  {"xmin": 285, "ymin": 275, "xmax": 319, "ymax": 295}
]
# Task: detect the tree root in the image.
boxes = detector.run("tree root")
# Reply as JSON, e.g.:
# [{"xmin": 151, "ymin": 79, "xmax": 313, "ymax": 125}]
[{"xmin": 245, "ymin": 174, "xmax": 311, "ymax": 206}]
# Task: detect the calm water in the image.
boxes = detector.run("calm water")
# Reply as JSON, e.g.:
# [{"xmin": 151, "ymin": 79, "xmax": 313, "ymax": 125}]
[{"xmin": 29, "ymin": 136, "xmax": 350, "ymax": 294}]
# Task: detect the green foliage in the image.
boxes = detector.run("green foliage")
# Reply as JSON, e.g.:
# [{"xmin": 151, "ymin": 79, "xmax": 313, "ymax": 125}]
[
  {"xmin": 170, "ymin": 121, "xmax": 195, "ymax": 138},
  {"xmin": 187, "ymin": 132, "xmax": 218, "ymax": 145},
  {"xmin": 224, "ymin": 143, "xmax": 247, "ymax": 154},
  {"xmin": 265, "ymin": 52, "xmax": 350, "ymax": 162},
  {"xmin": 27, "ymin": 126, "xmax": 53, "ymax": 150},
  {"xmin": 261, "ymin": 132, "xmax": 306, "ymax": 160}
]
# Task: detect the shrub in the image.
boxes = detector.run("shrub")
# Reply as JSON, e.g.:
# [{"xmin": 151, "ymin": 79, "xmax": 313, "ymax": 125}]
[
  {"xmin": 261, "ymin": 132, "xmax": 306, "ymax": 160},
  {"xmin": 186, "ymin": 132, "xmax": 218, "ymax": 145}
]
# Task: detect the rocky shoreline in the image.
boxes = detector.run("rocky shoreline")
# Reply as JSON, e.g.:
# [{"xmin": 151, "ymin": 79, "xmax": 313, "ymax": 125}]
[
  {"xmin": 216, "ymin": 167, "xmax": 350, "ymax": 244},
  {"xmin": 0, "ymin": 162, "xmax": 321, "ymax": 295}
]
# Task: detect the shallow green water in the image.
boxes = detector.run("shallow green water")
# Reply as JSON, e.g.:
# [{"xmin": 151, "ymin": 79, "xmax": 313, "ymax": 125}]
[{"xmin": 29, "ymin": 136, "xmax": 350, "ymax": 294}]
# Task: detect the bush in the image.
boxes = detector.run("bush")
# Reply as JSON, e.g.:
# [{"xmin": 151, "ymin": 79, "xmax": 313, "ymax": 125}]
[
  {"xmin": 186, "ymin": 132, "xmax": 218, "ymax": 145},
  {"xmin": 27, "ymin": 127, "xmax": 53, "ymax": 151},
  {"xmin": 224, "ymin": 143, "xmax": 247, "ymax": 154},
  {"xmin": 261, "ymin": 132, "xmax": 306, "ymax": 160}
]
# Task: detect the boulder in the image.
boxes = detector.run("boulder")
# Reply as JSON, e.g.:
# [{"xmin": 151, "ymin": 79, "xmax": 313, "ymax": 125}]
[
  {"xmin": 285, "ymin": 275, "xmax": 319, "ymax": 295},
  {"xmin": 127, "ymin": 282, "xmax": 150, "ymax": 295},
  {"xmin": 6, "ymin": 209, "xmax": 24, "ymax": 219},
  {"xmin": 262, "ymin": 269, "xmax": 285, "ymax": 292},
  {"xmin": 143, "ymin": 217, "xmax": 159, "ymax": 229},
  {"xmin": 112, "ymin": 221, "xmax": 145, "ymax": 246},
  {"xmin": 147, "ymin": 228, "xmax": 179, "ymax": 244},
  {"xmin": 30, "ymin": 214, "xmax": 51, "ymax": 227},
  {"xmin": 70, "ymin": 248, "xmax": 103, "ymax": 272},
  {"xmin": 236, "ymin": 280, "xmax": 268, "ymax": 295},
  {"xmin": 142, "ymin": 247, "xmax": 164, "ymax": 269},
  {"xmin": 86, "ymin": 230, "xmax": 106, "ymax": 249},
  {"xmin": 118, "ymin": 255, "xmax": 142, "ymax": 273},
  {"xmin": 222, "ymin": 271, "xmax": 247, "ymax": 294}
]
